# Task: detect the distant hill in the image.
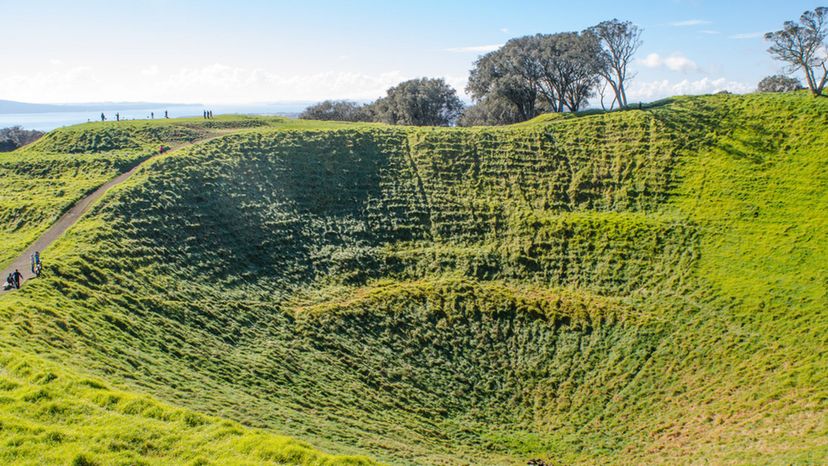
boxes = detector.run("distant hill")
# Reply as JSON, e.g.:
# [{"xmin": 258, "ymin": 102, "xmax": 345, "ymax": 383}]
[{"xmin": 0, "ymin": 99, "xmax": 198, "ymax": 114}]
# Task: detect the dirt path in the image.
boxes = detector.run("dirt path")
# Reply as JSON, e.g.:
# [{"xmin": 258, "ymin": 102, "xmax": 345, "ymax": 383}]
[{"xmin": 1, "ymin": 132, "xmax": 231, "ymax": 293}]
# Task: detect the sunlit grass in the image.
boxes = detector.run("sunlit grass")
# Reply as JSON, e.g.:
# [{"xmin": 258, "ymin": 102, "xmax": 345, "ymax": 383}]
[{"xmin": 0, "ymin": 93, "xmax": 825, "ymax": 464}]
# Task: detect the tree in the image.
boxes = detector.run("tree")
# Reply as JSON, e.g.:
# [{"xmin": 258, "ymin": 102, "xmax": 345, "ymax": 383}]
[
  {"xmin": 466, "ymin": 31, "xmax": 603, "ymax": 124},
  {"xmin": 369, "ymin": 78, "xmax": 464, "ymax": 126},
  {"xmin": 757, "ymin": 74, "xmax": 804, "ymax": 92},
  {"xmin": 299, "ymin": 100, "xmax": 372, "ymax": 122},
  {"xmin": 587, "ymin": 19, "xmax": 643, "ymax": 108},
  {"xmin": 545, "ymin": 32, "xmax": 602, "ymax": 112},
  {"xmin": 0, "ymin": 126, "xmax": 44, "ymax": 152},
  {"xmin": 765, "ymin": 7, "xmax": 828, "ymax": 96},
  {"xmin": 458, "ymin": 96, "xmax": 524, "ymax": 126},
  {"xmin": 467, "ymin": 42, "xmax": 540, "ymax": 122}
]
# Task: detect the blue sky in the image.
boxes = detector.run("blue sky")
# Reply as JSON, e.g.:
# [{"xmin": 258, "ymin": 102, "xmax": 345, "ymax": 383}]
[{"xmin": 0, "ymin": 0, "xmax": 823, "ymax": 104}]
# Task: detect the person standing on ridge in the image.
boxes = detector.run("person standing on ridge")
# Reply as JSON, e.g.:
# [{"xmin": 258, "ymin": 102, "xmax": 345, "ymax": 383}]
[
  {"xmin": 12, "ymin": 269, "xmax": 22, "ymax": 289},
  {"xmin": 164, "ymin": 110, "xmax": 169, "ymax": 118},
  {"xmin": 116, "ymin": 112, "xmax": 120, "ymax": 122},
  {"xmin": 101, "ymin": 112, "xmax": 106, "ymax": 122},
  {"xmin": 151, "ymin": 112, "xmax": 154, "ymax": 119}
]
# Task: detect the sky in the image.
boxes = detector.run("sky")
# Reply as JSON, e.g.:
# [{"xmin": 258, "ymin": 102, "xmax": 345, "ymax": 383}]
[{"xmin": 0, "ymin": 0, "xmax": 824, "ymax": 105}]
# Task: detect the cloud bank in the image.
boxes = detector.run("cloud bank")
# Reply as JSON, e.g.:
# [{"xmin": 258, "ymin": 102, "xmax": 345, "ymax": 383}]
[
  {"xmin": 626, "ymin": 77, "xmax": 752, "ymax": 101},
  {"xmin": 638, "ymin": 53, "xmax": 699, "ymax": 72}
]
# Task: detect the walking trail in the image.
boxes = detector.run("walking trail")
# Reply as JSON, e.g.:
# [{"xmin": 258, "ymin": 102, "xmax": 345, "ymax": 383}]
[{"xmin": 1, "ymin": 131, "xmax": 234, "ymax": 293}]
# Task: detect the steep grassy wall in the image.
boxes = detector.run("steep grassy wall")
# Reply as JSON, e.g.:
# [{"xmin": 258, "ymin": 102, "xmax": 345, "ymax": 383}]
[{"xmin": 0, "ymin": 93, "xmax": 825, "ymax": 464}]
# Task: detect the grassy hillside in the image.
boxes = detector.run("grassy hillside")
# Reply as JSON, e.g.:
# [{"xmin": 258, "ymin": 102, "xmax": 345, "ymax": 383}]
[
  {"xmin": 0, "ymin": 350, "xmax": 374, "ymax": 465},
  {"xmin": 0, "ymin": 93, "xmax": 826, "ymax": 464}
]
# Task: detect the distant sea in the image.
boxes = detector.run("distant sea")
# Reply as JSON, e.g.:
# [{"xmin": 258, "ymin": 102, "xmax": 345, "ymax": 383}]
[{"xmin": 0, "ymin": 103, "xmax": 309, "ymax": 131}]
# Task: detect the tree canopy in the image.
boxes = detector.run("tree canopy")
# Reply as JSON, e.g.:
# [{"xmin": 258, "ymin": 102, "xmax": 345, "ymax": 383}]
[
  {"xmin": 299, "ymin": 100, "xmax": 372, "ymax": 122},
  {"xmin": 757, "ymin": 75, "xmax": 804, "ymax": 93},
  {"xmin": 369, "ymin": 78, "xmax": 464, "ymax": 126},
  {"xmin": 300, "ymin": 79, "xmax": 464, "ymax": 126},
  {"xmin": 466, "ymin": 21, "xmax": 642, "ymax": 125},
  {"xmin": 0, "ymin": 126, "xmax": 45, "ymax": 152}
]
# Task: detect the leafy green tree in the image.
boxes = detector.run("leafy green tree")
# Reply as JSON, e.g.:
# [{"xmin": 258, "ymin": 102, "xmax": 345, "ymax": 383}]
[
  {"xmin": 757, "ymin": 75, "xmax": 804, "ymax": 92},
  {"xmin": 467, "ymin": 40, "xmax": 541, "ymax": 122},
  {"xmin": 458, "ymin": 96, "xmax": 524, "ymax": 126},
  {"xmin": 535, "ymin": 32, "xmax": 603, "ymax": 112},
  {"xmin": 765, "ymin": 7, "xmax": 828, "ymax": 96},
  {"xmin": 299, "ymin": 100, "xmax": 372, "ymax": 122},
  {"xmin": 467, "ymin": 31, "xmax": 603, "ymax": 124},
  {"xmin": 369, "ymin": 78, "xmax": 464, "ymax": 126}
]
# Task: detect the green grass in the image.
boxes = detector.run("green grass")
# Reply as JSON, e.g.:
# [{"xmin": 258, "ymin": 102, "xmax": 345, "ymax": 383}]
[
  {"xmin": 0, "ymin": 350, "xmax": 375, "ymax": 466},
  {"xmin": 0, "ymin": 93, "xmax": 826, "ymax": 464}
]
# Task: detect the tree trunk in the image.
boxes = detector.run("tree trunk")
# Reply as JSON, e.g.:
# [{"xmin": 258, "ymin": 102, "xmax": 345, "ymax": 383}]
[
  {"xmin": 803, "ymin": 64, "xmax": 818, "ymax": 96},
  {"xmin": 618, "ymin": 80, "xmax": 628, "ymax": 108},
  {"xmin": 817, "ymin": 64, "xmax": 828, "ymax": 95}
]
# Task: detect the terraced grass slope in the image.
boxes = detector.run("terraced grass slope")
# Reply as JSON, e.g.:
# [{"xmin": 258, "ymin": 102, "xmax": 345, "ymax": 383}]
[{"xmin": 0, "ymin": 93, "xmax": 826, "ymax": 464}]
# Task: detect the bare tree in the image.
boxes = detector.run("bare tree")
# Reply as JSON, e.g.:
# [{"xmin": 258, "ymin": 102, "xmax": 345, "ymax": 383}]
[
  {"xmin": 597, "ymin": 80, "xmax": 617, "ymax": 111},
  {"xmin": 588, "ymin": 19, "xmax": 643, "ymax": 108},
  {"xmin": 765, "ymin": 7, "xmax": 828, "ymax": 96}
]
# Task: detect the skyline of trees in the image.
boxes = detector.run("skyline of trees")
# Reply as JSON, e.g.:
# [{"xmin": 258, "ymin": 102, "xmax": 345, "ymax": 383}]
[
  {"xmin": 300, "ymin": 8, "xmax": 827, "ymax": 127},
  {"xmin": 300, "ymin": 78, "xmax": 463, "ymax": 126},
  {"xmin": 464, "ymin": 20, "xmax": 642, "ymax": 125}
]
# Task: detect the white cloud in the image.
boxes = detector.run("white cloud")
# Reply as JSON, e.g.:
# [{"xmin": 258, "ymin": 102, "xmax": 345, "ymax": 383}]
[
  {"xmin": 627, "ymin": 77, "xmax": 752, "ymax": 101},
  {"xmin": 500, "ymin": 27, "xmax": 509, "ymax": 33},
  {"xmin": 49, "ymin": 59, "xmax": 63, "ymax": 66},
  {"xmin": 670, "ymin": 19, "xmax": 711, "ymax": 27},
  {"xmin": 0, "ymin": 64, "xmax": 431, "ymax": 103},
  {"xmin": 141, "ymin": 65, "xmax": 159, "ymax": 76},
  {"xmin": 0, "ymin": 66, "xmax": 100, "ymax": 102},
  {"xmin": 444, "ymin": 44, "xmax": 503, "ymax": 53},
  {"xmin": 699, "ymin": 29, "xmax": 721, "ymax": 35},
  {"xmin": 729, "ymin": 32, "xmax": 763, "ymax": 40},
  {"xmin": 637, "ymin": 53, "xmax": 698, "ymax": 72},
  {"xmin": 639, "ymin": 53, "xmax": 663, "ymax": 68}
]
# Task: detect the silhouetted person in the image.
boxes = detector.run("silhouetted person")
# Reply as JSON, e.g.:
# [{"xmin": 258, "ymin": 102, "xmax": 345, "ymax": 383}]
[
  {"xmin": 101, "ymin": 113, "xmax": 106, "ymax": 122},
  {"xmin": 165, "ymin": 110, "xmax": 169, "ymax": 118},
  {"xmin": 12, "ymin": 269, "xmax": 22, "ymax": 289},
  {"xmin": 203, "ymin": 110, "xmax": 207, "ymax": 119},
  {"xmin": 151, "ymin": 112, "xmax": 154, "ymax": 119},
  {"xmin": 116, "ymin": 112, "xmax": 120, "ymax": 122}
]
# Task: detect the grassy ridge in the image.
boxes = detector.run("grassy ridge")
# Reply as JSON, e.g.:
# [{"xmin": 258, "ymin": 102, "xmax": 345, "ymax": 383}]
[
  {"xmin": 0, "ymin": 93, "xmax": 825, "ymax": 464},
  {"xmin": 0, "ymin": 350, "xmax": 375, "ymax": 466},
  {"xmin": 0, "ymin": 149, "xmax": 149, "ymax": 268}
]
